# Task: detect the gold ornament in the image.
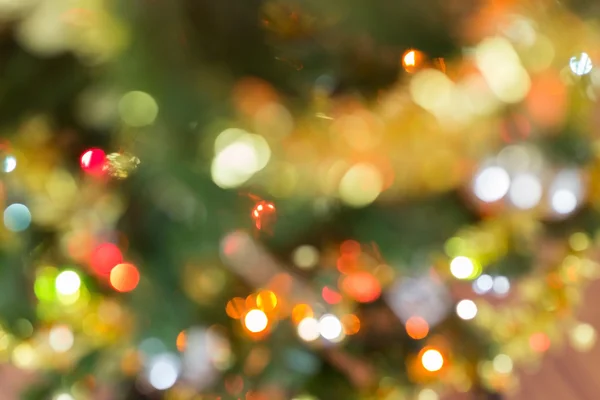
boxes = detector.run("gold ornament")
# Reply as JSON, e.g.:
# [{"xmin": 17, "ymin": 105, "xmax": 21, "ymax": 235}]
[{"xmin": 104, "ymin": 152, "xmax": 140, "ymax": 179}]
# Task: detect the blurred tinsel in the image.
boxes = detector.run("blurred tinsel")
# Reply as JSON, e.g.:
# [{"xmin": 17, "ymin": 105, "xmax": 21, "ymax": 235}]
[{"xmin": 1, "ymin": 0, "xmax": 600, "ymax": 399}]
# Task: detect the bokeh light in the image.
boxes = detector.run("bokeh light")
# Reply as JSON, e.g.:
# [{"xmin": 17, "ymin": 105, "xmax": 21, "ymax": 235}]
[
  {"xmin": 473, "ymin": 166, "xmax": 510, "ymax": 203},
  {"xmin": 569, "ymin": 323, "xmax": 596, "ymax": 352},
  {"xmin": 421, "ymin": 348, "xmax": 444, "ymax": 372},
  {"xmin": 90, "ymin": 243, "xmax": 123, "ymax": 276},
  {"xmin": 341, "ymin": 314, "xmax": 361, "ymax": 335},
  {"xmin": 569, "ymin": 52, "xmax": 593, "ymax": 76},
  {"xmin": 118, "ymin": 91, "xmax": 159, "ymax": 127},
  {"xmin": 80, "ymin": 148, "xmax": 106, "ymax": 176},
  {"xmin": 110, "ymin": 263, "xmax": 140, "ymax": 292},
  {"xmin": 529, "ymin": 332, "xmax": 551, "ymax": 353},
  {"xmin": 244, "ymin": 309, "xmax": 268, "ymax": 333},
  {"xmin": 551, "ymin": 189, "xmax": 577, "ymax": 215},
  {"xmin": 341, "ymin": 271, "xmax": 382, "ymax": 303},
  {"xmin": 319, "ymin": 314, "xmax": 343, "ymax": 341},
  {"xmin": 406, "ymin": 316, "xmax": 429, "ymax": 340},
  {"xmin": 297, "ymin": 317, "xmax": 320, "ymax": 342},
  {"xmin": 509, "ymin": 173, "xmax": 542, "ymax": 209},
  {"xmin": 473, "ymin": 274, "xmax": 494, "ymax": 294},
  {"xmin": 292, "ymin": 304, "xmax": 313, "ymax": 325},
  {"xmin": 493, "ymin": 276, "xmax": 510, "ymax": 295},
  {"xmin": 49, "ymin": 325, "xmax": 74, "ymax": 353},
  {"xmin": 402, "ymin": 49, "xmax": 425, "ymax": 73},
  {"xmin": 338, "ymin": 163, "xmax": 383, "ymax": 207},
  {"xmin": 3, "ymin": 155, "xmax": 16, "ymax": 173},
  {"xmin": 493, "ymin": 354, "xmax": 513, "ymax": 374},
  {"xmin": 450, "ymin": 256, "xmax": 475, "ymax": 279},
  {"xmin": 147, "ymin": 353, "xmax": 180, "ymax": 390},
  {"xmin": 55, "ymin": 270, "xmax": 81, "ymax": 296},
  {"xmin": 418, "ymin": 388, "xmax": 439, "ymax": 400},
  {"xmin": 3, "ymin": 203, "xmax": 32, "ymax": 232},
  {"xmin": 292, "ymin": 245, "xmax": 319, "ymax": 269},
  {"xmin": 455, "ymin": 300, "xmax": 478, "ymax": 320}
]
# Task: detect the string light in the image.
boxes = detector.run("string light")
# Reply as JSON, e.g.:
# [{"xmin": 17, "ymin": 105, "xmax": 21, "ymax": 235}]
[
  {"xmin": 110, "ymin": 263, "xmax": 140, "ymax": 292},
  {"xmin": 421, "ymin": 348, "xmax": 444, "ymax": 372},
  {"xmin": 55, "ymin": 270, "xmax": 81, "ymax": 296},
  {"xmin": 244, "ymin": 309, "xmax": 268, "ymax": 333}
]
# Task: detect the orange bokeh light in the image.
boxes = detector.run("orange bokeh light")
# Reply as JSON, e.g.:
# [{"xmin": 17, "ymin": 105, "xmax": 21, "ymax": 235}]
[
  {"xmin": 226, "ymin": 297, "xmax": 247, "ymax": 319},
  {"xmin": 529, "ymin": 332, "xmax": 551, "ymax": 353},
  {"xmin": 342, "ymin": 314, "xmax": 361, "ymax": 335},
  {"xmin": 322, "ymin": 286, "xmax": 342, "ymax": 304},
  {"xmin": 402, "ymin": 49, "xmax": 425, "ymax": 73},
  {"xmin": 109, "ymin": 263, "xmax": 140, "ymax": 292},
  {"xmin": 406, "ymin": 316, "xmax": 429, "ymax": 340},
  {"xmin": 341, "ymin": 271, "xmax": 382, "ymax": 303},
  {"xmin": 291, "ymin": 304, "xmax": 313, "ymax": 325},
  {"xmin": 176, "ymin": 330, "xmax": 187, "ymax": 352}
]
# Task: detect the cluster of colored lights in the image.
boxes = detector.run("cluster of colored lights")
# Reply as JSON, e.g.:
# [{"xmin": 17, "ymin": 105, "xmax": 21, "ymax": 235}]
[
  {"xmin": 226, "ymin": 290, "xmax": 279, "ymax": 335},
  {"xmin": 90, "ymin": 242, "xmax": 140, "ymax": 293}
]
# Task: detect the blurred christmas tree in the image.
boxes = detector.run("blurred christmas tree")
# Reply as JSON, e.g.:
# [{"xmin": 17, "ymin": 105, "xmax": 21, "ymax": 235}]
[{"xmin": 1, "ymin": 0, "xmax": 600, "ymax": 399}]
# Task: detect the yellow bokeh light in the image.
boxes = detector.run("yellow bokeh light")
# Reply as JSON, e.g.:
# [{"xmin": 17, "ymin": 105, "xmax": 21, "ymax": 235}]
[
  {"xmin": 256, "ymin": 290, "xmax": 277, "ymax": 312},
  {"xmin": 12, "ymin": 343, "xmax": 37, "ymax": 369},
  {"xmin": 55, "ymin": 270, "xmax": 81, "ymax": 295},
  {"xmin": 118, "ymin": 91, "xmax": 158, "ymax": 127},
  {"xmin": 338, "ymin": 163, "xmax": 383, "ymax": 207},
  {"xmin": 418, "ymin": 388, "xmax": 439, "ymax": 400},
  {"xmin": 244, "ymin": 309, "xmax": 268, "ymax": 333},
  {"xmin": 569, "ymin": 232, "xmax": 590, "ymax": 252},
  {"xmin": 492, "ymin": 354, "xmax": 513, "ymax": 374},
  {"xmin": 569, "ymin": 323, "xmax": 597, "ymax": 352},
  {"xmin": 421, "ymin": 349, "xmax": 444, "ymax": 372}
]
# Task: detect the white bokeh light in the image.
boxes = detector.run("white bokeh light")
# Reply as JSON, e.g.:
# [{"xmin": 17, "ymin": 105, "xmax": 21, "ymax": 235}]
[
  {"xmin": 493, "ymin": 276, "xmax": 511, "ymax": 295},
  {"xmin": 49, "ymin": 325, "xmax": 74, "ymax": 353},
  {"xmin": 244, "ymin": 309, "xmax": 268, "ymax": 333},
  {"xmin": 551, "ymin": 189, "xmax": 577, "ymax": 215},
  {"xmin": 450, "ymin": 256, "xmax": 475, "ymax": 279},
  {"xmin": 473, "ymin": 274, "xmax": 494, "ymax": 294},
  {"xmin": 297, "ymin": 317, "xmax": 320, "ymax": 342},
  {"xmin": 456, "ymin": 299, "xmax": 478, "ymax": 320},
  {"xmin": 474, "ymin": 166, "xmax": 510, "ymax": 203},
  {"xmin": 55, "ymin": 271, "xmax": 81, "ymax": 295},
  {"xmin": 148, "ymin": 353, "xmax": 181, "ymax": 391},
  {"xmin": 319, "ymin": 314, "xmax": 343, "ymax": 341},
  {"xmin": 3, "ymin": 155, "xmax": 16, "ymax": 173},
  {"xmin": 509, "ymin": 173, "xmax": 542, "ymax": 209},
  {"xmin": 570, "ymin": 52, "xmax": 593, "ymax": 76}
]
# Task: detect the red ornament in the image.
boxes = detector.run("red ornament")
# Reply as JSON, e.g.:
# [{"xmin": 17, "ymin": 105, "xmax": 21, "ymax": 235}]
[
  {"xmin": 251, "ymin": 200, "xmax": 277, "ymax": 232},
  {"xmin": 80, "ymin": 148, "xmax": 106, "ymax": 176}
]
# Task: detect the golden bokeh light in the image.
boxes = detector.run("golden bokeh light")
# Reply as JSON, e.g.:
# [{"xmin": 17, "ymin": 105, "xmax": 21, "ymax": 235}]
[
  {"xmin": 292, "ymin": 304, "xmax": 313, "ymax": 325},
  {"xmin": 402, "ymin": 49, "xmax": 426, "ymax": 73},
  {"xmin": 341, "ymin": 314, "xmax": 360, "ymax": 335},
  {"xmin": 421, "ymin": 348, "xmax": 444, "ymax": 372},
  {"xmin": 338, "ymin": 163, "xmax": 383, "ymax": 207},
  {"xmin": 244, "ymin": 309, "xmax": 269, "ymax": 333},
  {"xmin": 226, "ymin": 297, "xmax": 246, "ymax": 320},
  {"xmin": 256, "ymin": 290, "xmax": 278, "ymax": 312}
]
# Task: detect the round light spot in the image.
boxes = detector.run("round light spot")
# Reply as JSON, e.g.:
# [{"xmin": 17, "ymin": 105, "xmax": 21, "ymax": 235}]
[
  {"xmin": 421, "ymin": 349, "xmax": 444, "ymax": 372},
  {"xmin": 319, "ymin": 314, "xmax": 343, "ymax": 341},
  {"xmin": 473, "ymin": 166, "xmax": 510, "ymax": 203},
  {"xmin": 118, "ymin": 91, "xmax": 159, "ymax": 127},
  {"xmin": 55, "ymin": 271, "xmax": 81, "ymax": 296},
  {"xmin": 450, "ymin": 256, "xmax": 475, "ymax": 280},
  {"xmin": 570, "ymin": 323, "xmax": 596, "ymax": 352},
  {"xmin": 54, "ymin": 394, "xmax": 74, "ymax": 400},
  {"xmin": 297, "ymin": 317, "xmax": 320, "ymax": 342},
  {"xmin": 509, "ymin": 173, "xmax": 542, "ymax": 209},
  {"xmin": 3, "ymin": 155, "xmax": 16, "ymax": 173},
  {"xmin": 456, "ymin": 299, "xmax": 478, "ymax": 320},
  {"xmin": 551, "ymin": 189, "xmax": 577, "ymax": 215},
  {"xmin": 148, "ymin": 353, "xmax": 180, "ymax": 390},
  {"xmin": 493, "ymin": 354, "xmax": 513, "ymax": 374},
  {"xmin": 49, "ymin": 325, "xmax": 74, "ymax": 353},
  {"xmin": 292, "ymin": 245, "xmax": 319, "ymax": 269},
  {"xmin": 110, "ymin": 263, "xmax": 140, "ymax": 293},
  {"xmin": 493, "ymin": 276, "xmax": 511, "ymax": 295},
  {"xmin": 338, "ymin": 163, "xmax": 383, "ymax": 207},
  {"xmin": 418, "ymin": 389, "xmax": 439, "ymax": 400},
  {"xmin": 3, "ymin": 203, "xmax": 32, "ymax": 232},
  {"xmin": 570, "ymin": 52, "xmax": 593, "ymax": 76},
  {"xmin": 244, "ymin": 309, "xmax": 268, "ymax": 333},
  {"xmin": 473, "ymin": 274, "xmax": 494, "ymax": 294}
]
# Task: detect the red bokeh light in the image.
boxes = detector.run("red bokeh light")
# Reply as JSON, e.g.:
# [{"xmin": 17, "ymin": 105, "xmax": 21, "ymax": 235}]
[
  {"xmin": 529, "ymin": 332, "xmax": 551, "ymax": 353},
  {"xmin": 406, "ymin": 316, "xmax": 429, "ymax": 340},
  {"xmin": 322, "ymin": 286, "xmax": 342, "ymax": 304},
  {"xmin": 341, "ymin": 271, "xmax": 381, "ymax": 303},
  {"xmin": 80, "ymin": 148, "xmax": 106, "ymax": 176},
  {"xmin": 110, "ymin": 263, "xmax": 140, "ymax": 292},
  {"xmin": 90, "ymin": 243, "xmax": 123, "ymax": 276}
]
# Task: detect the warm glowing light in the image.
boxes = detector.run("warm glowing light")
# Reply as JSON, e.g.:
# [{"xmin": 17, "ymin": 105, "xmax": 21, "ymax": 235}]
[
  {"xmin": 450, "ymin": 256, "xmax": 475, "ymax": 279},
  {"xmin": 529, "ymin": 332, "xmax": 551, "ymax": 353},
  {"xmin": 297, "ymin": 317, "xmax": 320, "ymax": 342},
  {"xmin": 244, "ymin": 309, "xmax": 268, "ymax": 333},
  {"xmin": 110, "ymin": 263, "xmax": 140, "ymax": 292},
  {"xmin": 55, "ymin": 270, "xmax": 81, "ymax": 295},
  {"xmin": 322, "ymin": 286, "xmax": 342, "ymax": 304},
  {"xmin": 402, "ymin": 49, "xmax": 425, "ymax": 73},
  {"xmin": 418, "ymin": 389, "xmax": 439, "ymax": 400},
  {"xmin": 341, "ymin": 272, "xmax": 382, "ymax": 303},
  {"xmin": 251, "ymin": 201, "xmax": 277, "ymax": 230},
  {"xmin": 570, "ymin": 323, "xmax": 596, "ymax": 352},
  {"xmin": 493, "ymin": 354, "xmax": 513, "ymax": 374},
  {"xmin": 80, "ymin": 148, "xmax": 106, "ymax": 176},
  {"xmin": 176, "ymin": 331, "xmax": 187, "ymax": 352},
  {"xmin": 473, "ymin": 166, "xmax": 510, "ymax": 203},
  {"xmin": 3, "ymin": 203, "xmax": 32, "ymax": 232},
  {"xmin": 292, "ymin": 304, "xmax": 313, "ymax": 324},
  {"xmin": 256, "ymin": 290, "xmax": 277, "ymax": 312},
  {"xmin": 12, "ymin": 343, "xmax": 36, "ymax": 369},
  {"xmin": 569, "ymin": 232, "xmax": 590, "ymax": 252},
  {"xmin": 338, "ymin": 163, "xmax": 383, "ymax": 207},
  {"xmin": 342, "ymin": 314, "xmax": 361, "ymax": 335},
  {"xmin": 49, "ymin": 325, "xmax": 74, "ymax": 353},
  {"xmin": 455, "ymin": 299, "xmax": 478, "ymax": 320},
  {"xmin": 404, "ymin": 50, "xmax": 416, "ymax": 66},
  {"xmin": 421, "ymin": 348, "xmax": 444, "ymax": 372},
  {"xmin": 319, "ymin": 314, "xmax": 344, "ymax": 341},
  {"xmin": 226, "ymin": 297, "xmax": 246, "ymax": 319},
  {"xmin": 292, "ymin": 245, "xmax": 319, "ymax": 269},
  {"xmin": 406, "ymin": 316, "xmax": 429, "ymax": 340},
  {"xmin": 90, "ymin": 243, "xmax": 122, "ymax": 276}
]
